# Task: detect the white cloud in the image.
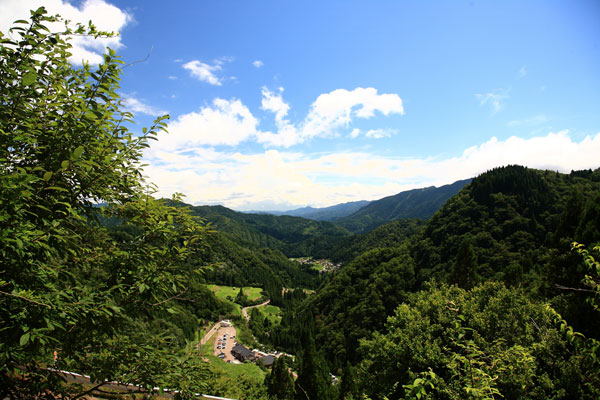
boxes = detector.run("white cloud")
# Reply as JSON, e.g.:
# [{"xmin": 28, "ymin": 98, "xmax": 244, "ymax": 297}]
[
  {"xmin": 519, "ymin": 66, "xmax": 527, "ymax": 78},
  {"xmin": 302, "ymin": 87, "xmax": 404, "ymax": 137},
  {"xmin": 370, "ymin": 131, "xmax": 386, "ymax": 139},
  {"xmin": 260, "ymin": 87, "xmax": 290, "ymax": 122},
  {"xmin": 122, "ymin": 95, "xmax": 168, "ymax": 116},
  {"xmin": 159, "ymin": 98, "xmax": 259, "ymax": 149},
  {"xmin": 507, "ymin": 114, "xmax": 548, "ymax": 128},
  {"xmin": 258, "ymin": 87, "xmax": 405, "ymax": 147},
  {"xmin": 253, "ymin": 60, "xmax": 264, "ymax": 68},
  {"xmin": 143, "ymin": 130, "xmax": 600, "ymax": 211},
  {"xmin": 153, "ymin": 86, "xmax": 405, "ymax": 149},
  {"xmin": 183, "ymin": 60, "xmax": 223, "ymax": 85},
  {"xmin": 0, "ymin": 0, "xmax": 132, "ymax": 65},
  {"xmin": 475, "ymin": 89, "xmax": 509, "ymax": 114}
]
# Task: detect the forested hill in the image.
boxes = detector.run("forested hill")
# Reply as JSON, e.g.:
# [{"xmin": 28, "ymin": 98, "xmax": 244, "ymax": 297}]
[
  {"xmin": 291, "ymin": 166, "xmax": 600, "ymax": 383},
  {"xmin": 181, "ymin": 203, "xmax": 352, "ymax": 257},
  {"xmin": 335, "ymin": 178, "xmax": 471, "ymax": 233},
  {"xmin": 262, "ymin": 200, "xmax": 371, "ymax": 221}
]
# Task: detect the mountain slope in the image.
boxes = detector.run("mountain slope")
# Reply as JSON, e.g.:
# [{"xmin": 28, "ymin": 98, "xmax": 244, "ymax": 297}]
[
  {"xmin": 184, "ymin": 203, "xmax": 352, "ymax": 257},
  {"xmin": 336, "ymin": 178, "xmax": 471, "ymax": 233},
  {"xmin": 298, "ymin": 166, "xmax": 600, "ymax": 368},
  {"xmin": 265, "ymin": 200, "xmax": 371, "ymax": 221}
]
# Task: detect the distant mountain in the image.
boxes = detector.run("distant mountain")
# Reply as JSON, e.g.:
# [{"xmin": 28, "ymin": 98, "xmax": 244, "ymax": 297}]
[
  {"xmin": 260, "ymin": 200, "xmax": 371, "ymax": 221},
  {"xmin": 182, "ymin": 203, "xmax": 352, "ymax": 257},
  {"xmin": 336, "ymin": 178, "xmax": 472, "ymax": 233}
]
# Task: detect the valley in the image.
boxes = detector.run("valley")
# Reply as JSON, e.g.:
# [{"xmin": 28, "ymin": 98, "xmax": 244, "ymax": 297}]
[{"xmin": 2, "ymin": 7, "xmax": 600, "ymax": 399}]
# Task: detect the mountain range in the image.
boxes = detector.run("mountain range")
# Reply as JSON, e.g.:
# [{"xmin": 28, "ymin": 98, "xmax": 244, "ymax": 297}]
[{"xmin": 253, "ymin": 178, "xmax": 471, "ymax": 233}]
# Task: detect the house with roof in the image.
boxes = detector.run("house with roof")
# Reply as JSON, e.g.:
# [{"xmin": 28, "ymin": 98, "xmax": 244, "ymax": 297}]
[
  {"xmin": 257, "ymin": 354, "xmax": 276, "ymax": 368},
  {"xmin": 231, "ymin": 344, "xmax": 254, "ymax": 362}
]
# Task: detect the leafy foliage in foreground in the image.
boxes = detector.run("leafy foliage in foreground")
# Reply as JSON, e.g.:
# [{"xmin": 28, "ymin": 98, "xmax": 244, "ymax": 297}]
[
  {"xmin": 359, "ymin": 282, "xmax": 600, "ymax": 400},
  {"xmin": 0, "ymin": 9, "xmax": 221, "ymax": 398}
]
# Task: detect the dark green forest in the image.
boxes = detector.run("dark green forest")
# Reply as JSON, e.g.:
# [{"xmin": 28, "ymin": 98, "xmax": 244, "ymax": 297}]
[{"xmin": 2, "ymin": 9, "xmax": 600, "ymax": 400}]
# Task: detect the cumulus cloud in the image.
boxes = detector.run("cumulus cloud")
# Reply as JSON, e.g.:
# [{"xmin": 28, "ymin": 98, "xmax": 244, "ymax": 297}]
[
  {"xmin": 143, "ymin": 130, "xmax": 600, "ymax": 211},
  {"xmin": 475, "ymin": 89, "xmax": 509, "ymax": 114},
  {"xmin": 151, "ymin": 86, "xmax": 405, "ymax": 149},
  {"xmin": 122, "ymin": 95, "xmax": 168, "ymax": 116},
  {"xmin": 253, "ymin": 60, "xmax": 264, "ymax": 68},
  {"xmin": 161, "ymin": 98, "xmax": 259, "ymax": 149},
  {"xmin": 257, "ymin": 87, "xmax": 404, "ymax": 147},
  {"xmin": 302, "ymin": 87, "xmax": 404, "ymax": 137},
  {"xmin": 183, "ymin": 60, "xmax": 224, "ymax": 85},
  {"xmin": 260, "ymin": 87, "xmax": 290, "ymax": 122},
  {"xmin": 0, "ymin": 0, "xmax": 132, "ymax": 65}
]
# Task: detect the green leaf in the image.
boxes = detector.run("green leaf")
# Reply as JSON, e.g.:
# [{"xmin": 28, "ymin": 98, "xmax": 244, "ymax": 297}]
[
  {"xmin": 22, "ymin": 71, "xmax": 37, "ymax": 86},
  {"xmin": 43, "ymin": 171, "xmax": 52, "ymax": 181},
  {"xmin": 72, "ymin": 146, "xmax": 84, "ymax": 160},
  {"xmin": 43, "ymin": 186, "xmax": 68, "ymax": 192},
  {"xmin": 20, "ymin": 332, "xmax": 30, "ymax": 346},
  {"xmin": 61, "ymin": 160, "xmax": 69, "ymax": 169}
]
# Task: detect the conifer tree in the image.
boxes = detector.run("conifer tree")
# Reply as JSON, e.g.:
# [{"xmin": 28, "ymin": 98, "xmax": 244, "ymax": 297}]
[
  {"xmin": 450, "ymin": 235, "xmax": 479, "ymax": 289},
  {"xmin": 295, "ymin": 332, "xmax": 331, "ymax": 400},
  {"xmin": 339, "ymin": 362, "xmax": 359, "ymax": 400},
  {"xmin": 266, "ymin": 356, "xmax": 295, "ymax": 399}
]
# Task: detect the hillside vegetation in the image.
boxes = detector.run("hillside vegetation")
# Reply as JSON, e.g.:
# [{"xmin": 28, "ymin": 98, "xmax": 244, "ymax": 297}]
[
  {"xmin": 288, "ymin": 165, "xmax": 600, "ymax": 399},
  {"xmin": 185, "ymin": 203, "xmax": 352, "ymax": 257},
  {"xmin": 335, "ymin": 178, "xmax": 471, "ymax": 233},
  {"xmin": 2, "ymin": 10, "xmax": 600, "ymax": 400}
]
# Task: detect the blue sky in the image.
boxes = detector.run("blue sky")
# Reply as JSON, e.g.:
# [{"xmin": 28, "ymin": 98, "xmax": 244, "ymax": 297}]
[{"xmin": 2, "ymin": 0, "xmax": 600, "ymax": 210}]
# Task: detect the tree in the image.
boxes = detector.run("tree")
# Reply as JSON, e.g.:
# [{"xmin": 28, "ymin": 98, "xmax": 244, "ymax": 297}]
[
  {"xmin": 236, "ymin": 286, "xmax": 249, "ymax": 306},
  {"xmin": 339, "ymin": 362, "xmax": 359, "ymax": 400},
  {"xmin": 358, "ymin": 282, "xmax": 600, "ymax": 399},
  {"xmin": 0, "ymin": 8, "xmax": 211, "ymax": 398},
  {"xmin": 265, "ymin": 356, "xmax": 295, "ymax": 399},
  {"xmin": 450, "ymin": 236, "xmax": 479, "ymax": 289},
  {"xmin": 295, "ymin": 333, "xmax": 332, "ymax": 400}
]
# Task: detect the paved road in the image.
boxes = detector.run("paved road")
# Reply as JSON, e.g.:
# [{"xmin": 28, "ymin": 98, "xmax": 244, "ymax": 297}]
[
  {"xmin": 241, "ymin": 299, "xmax": 270, "ymax": 321},
  {"xmin": 199, "ymin": 322, "xmax": 221, "ymax": 346}
]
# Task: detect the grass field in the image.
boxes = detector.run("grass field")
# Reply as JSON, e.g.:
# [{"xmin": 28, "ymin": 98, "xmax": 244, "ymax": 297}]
[
  {"xmin": 198, "ymin": 331, "xmax": 266, "ymax": 397},
  {"xmin": 207, "ymin": 285, "xmax": 264, "ymax": 302},
  {"xmin": 206, "ymin": 285, "xmax": 265, "ymax": 317},
  {"xmin": 310, "ymin": 262, "xmax": 325, "ymax": 271},
  {"xmin": 259, "ymin": 304, "xmax": 283, "ymax": 325}
]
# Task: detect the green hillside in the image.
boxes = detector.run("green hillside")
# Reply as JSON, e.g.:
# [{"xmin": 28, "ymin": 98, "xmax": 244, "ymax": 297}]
[
  {"xmin": 185, "ymin": 203, "xmax": 352, "ymax": 257},
  {"xmin": 269, "ymin": 166, "xmax": 600, "ymax": 399},
  {"xmin": 336, "ymin": 178, "xmax": 471, "ymax": 233}
]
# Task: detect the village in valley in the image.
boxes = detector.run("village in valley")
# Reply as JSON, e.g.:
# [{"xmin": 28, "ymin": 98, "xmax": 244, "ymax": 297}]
[{"xmin": 291, "ymin": 257, "xmax": 341, "ymax": 273}]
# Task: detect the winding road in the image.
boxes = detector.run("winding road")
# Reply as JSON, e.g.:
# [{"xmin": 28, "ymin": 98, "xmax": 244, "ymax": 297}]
[{"xmin": 241, "ymin": 299, "xmax": 270, "ymax": 321}]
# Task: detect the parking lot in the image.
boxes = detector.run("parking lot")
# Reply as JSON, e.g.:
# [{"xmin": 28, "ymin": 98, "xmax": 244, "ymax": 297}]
[{"xmin": 212, "ymin": 325, "xmax": 240, "ymax": 363}]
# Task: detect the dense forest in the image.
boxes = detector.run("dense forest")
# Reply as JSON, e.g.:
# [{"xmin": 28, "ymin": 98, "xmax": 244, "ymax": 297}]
[
  {"xmin": 2, "ymin": 9, "xmax": 600, "ymax": 400},
  {"xmin": 335, "ymin": 178, "xmax": 470, "ymax": 233},
  {"xmin": 253, "ymin": 166, "xmax": 600, "ymax": 399}
]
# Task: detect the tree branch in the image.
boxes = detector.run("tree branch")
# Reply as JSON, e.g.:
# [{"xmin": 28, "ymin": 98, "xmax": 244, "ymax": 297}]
[
  {"xmin": 0, "ymin": 290, "xmax": 51, "ymax": 308},
  {"xmin": 554, "ymin": 284, "xmax": 595, "ymax": 293}
]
